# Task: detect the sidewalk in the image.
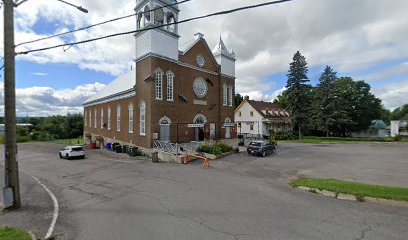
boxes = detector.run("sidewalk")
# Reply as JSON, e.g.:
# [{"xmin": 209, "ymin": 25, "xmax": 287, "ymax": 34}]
[{"xmin": 0, "ymin": 166, "xmax": 54, "ymax": 238}]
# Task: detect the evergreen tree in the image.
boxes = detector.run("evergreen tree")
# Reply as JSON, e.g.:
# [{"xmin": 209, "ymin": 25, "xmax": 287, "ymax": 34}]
[
  {"xmin": 286, "ymin": 51, "xmax": 311, "ymax": 139},
  {"xmin": 313, "ymin": 66, "xmax": 337, "ymax": 136}
]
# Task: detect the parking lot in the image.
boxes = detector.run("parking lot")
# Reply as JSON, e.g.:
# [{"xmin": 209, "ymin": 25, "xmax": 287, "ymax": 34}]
[{"xmin": 1, "ymin": 142, "xmax": 408, "ymax": 240}]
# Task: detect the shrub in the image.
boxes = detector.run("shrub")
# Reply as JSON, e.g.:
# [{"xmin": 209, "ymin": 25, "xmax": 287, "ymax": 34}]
[
  {"xmin": 17, "ymin": 136, "xmax": 30, "ymax": 143},
  {"xmin": 198, "ymin": 144, "xmax": 222, "ymax": 155},
  {"xmin": 275, "ymin": 131, "xmax": 296, "ymax": 140},
  {"xmin": 217, "ymin": 143, "xmax": 234, "ymax": 153},
  {"xmin": 394, "ymin": 135, "xmax": 402, "ymax": 142}
]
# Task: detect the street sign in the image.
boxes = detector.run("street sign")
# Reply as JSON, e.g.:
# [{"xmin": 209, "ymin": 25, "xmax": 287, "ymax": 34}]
[
  {"xmin": 245, "ymin": 121, "xmax": 255, "ymax": 125},
  {"xmin": 223, "ymin": 123, "xmax": 235, "ymax": 127},
  {"xmin": 187, "ymin": 123, "xmax": 204, "ymax": 128}
]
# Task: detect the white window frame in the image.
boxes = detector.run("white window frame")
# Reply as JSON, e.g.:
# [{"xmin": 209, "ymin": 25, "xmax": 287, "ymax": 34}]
[
  {"xmin": 84, "ymin": 111, "xmax": 87, "ymax": 127},
  {"xmin": 94, "ymin": 109, "xmax": 97, "ymax": 129},
  {"xmin": 107, "ymin": 107, "xmax": 111, "ymax": 130},
  {"xmin": 223, "ymin": 84, "xmax": 228, "ymax": 106},
  {"xmin": 116, "ymin": 105, "xmax": 121, "ymax": 132},
  {"xmin": 101, "ymin": 108, "xmax": 104, "ymax": 129},
  {"xmin": 140, "ymin": 101, "xmax": 146, "ymax": 136},
  {"xmin": 228, "ymin": 85, "xmax": 233, "ymax": 107},
  {"xmin": 128, "ymin": 104, "xmax": 134, "ymax": 133},
  {"xmin": 155, "ymin": 69, "xmax": 163, "ymax": 100},
  {"xmin": 89, "ymin": 110, "xmax": 92, "ymax": 128},
  {"xmin": 167, "ymin": 71, "xmax": 174, "ymax": 101}
]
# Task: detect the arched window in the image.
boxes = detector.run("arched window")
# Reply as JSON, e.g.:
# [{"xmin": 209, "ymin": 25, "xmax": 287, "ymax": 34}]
[
  {"xmin": 154, "ymin": 7, "xmax": 164, "ymax": 26},
  {"xmin": 228, "ymin": 85, "xmax": 233, "ymax": 107},
  {"xmin": 137, "ymin": 12, "xmax": 144, "ymax": 29},
  {"xmin": 84, "ymin": 111, "xmax": 87, "ymax": 127},
  {"xmin": 140, "ymin": 101, "xmax": 146, "ymax": 136},
  {"xmin": 101, "ymin": 108, "xmax": 104, "ymax": 129},
  {"xmin": 116, "ymin": 105, "xmax": 121, "ymax": 132},
  {"xmin": 89, "ymin": 110, "xmax": 92, "ymax": 128},
  {"xmin": 128, "ymin": 104, "xmax": 134, "ymax": 133},
  {"xmin": 107, "ymin": 107, "xmax": 111, "ymax": 130},
  {"xmin": 193, "ymin": 113, "xmax": 207, "ymax": 124},
  {"xmin": 167, "ymin": 71, "xmax": 174, "ymax": 101},
  {"xmin": 144, "ymin": 5, "xmax": 150, "ymax": 24},
  {"xmin": 155, "ymin": 69, "xmax": 163, "ymax": 100},
  {"xmin": 223, "ymin": 84, "xmax": 228, "ymax": 106},
  {"xmin": 167, "ymin": 13, "xmax": 175, "ymax": 32},
  {"xmin": 94, "ymin": 109, "xmax": 97, "ymax": 129}
]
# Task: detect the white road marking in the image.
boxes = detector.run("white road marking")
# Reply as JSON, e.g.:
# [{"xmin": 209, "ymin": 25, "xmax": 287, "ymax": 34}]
[{"xmin": 21, "ymin": 170, "xmax": 59, "ymax": 239}]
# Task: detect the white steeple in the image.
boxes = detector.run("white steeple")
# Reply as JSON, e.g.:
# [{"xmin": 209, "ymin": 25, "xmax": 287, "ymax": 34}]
[
  {"xmin": 213, "ymin": 37, "xmax": 236, "ymax": 78},
  {"xmin": 135, "ymin": 0, "xmax": 180, "ymax": 61}
]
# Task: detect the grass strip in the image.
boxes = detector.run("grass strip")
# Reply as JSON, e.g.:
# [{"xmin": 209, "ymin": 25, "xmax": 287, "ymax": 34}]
[
  {"xmin": 0, "ymin": 227, "xmax": 32, "ymax": 240},
  {"xmin": 291, "ymin": 177, "xmax": 408, "ymax": 202}
]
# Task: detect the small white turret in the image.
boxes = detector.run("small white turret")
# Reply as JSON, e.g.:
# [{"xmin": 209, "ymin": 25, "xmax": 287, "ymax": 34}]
[{"xmin": 212, "ymin": 37, "xmax": 236, "ymax": 78}]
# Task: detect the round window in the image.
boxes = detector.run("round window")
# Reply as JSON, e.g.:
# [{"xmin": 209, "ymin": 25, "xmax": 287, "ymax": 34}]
[
  {"xmin": 193, "ymin": 78, "xmax": 208, "ymax": 98},
  {"xmin": 196, "ymin": 55, "xmax": 205, "ymax": 67}
]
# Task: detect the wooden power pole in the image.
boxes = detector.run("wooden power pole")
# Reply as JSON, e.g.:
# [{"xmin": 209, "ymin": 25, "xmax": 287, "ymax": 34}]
[{"xmin": 3, "ymin": 0, "xmax": 20, "ymax": 209}]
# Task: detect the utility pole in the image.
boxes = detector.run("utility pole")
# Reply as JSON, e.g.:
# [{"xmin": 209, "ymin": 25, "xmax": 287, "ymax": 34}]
[{"xmin": 2, "ymin": 0, "xmax": 20, "ymax": 209}]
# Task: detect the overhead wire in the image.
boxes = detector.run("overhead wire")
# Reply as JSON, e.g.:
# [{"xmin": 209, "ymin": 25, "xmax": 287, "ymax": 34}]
[
  {"xmin": 16, "ymin": 0, "xmax": 293, "ymax": 55},
  {"xmin": 15, "ymin": 0, "xmax": 194, "ymax": 47}
]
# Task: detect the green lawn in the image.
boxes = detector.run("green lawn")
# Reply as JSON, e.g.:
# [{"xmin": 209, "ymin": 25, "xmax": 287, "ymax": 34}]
[
  {"xmin": 51, "ymin": 138, "xmax": 84, "ymax": 145},
  {"xmin": 0, "ymin": 227, "xmax": 31, "ymax": 240},
  {"xmin": 281, "ymin": 136, "xmax": 408, "ymax": 144},
  {"xmin": 291, "ymin": 177, "xmax": 408, "ymax": 202}
]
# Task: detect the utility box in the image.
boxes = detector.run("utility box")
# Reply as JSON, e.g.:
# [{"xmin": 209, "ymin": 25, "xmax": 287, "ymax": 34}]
[
  {"xmin": 2, "ymin": 187, "xmax": 13, "ymax": 208},
  {"xmin": 152, "ymin": 151, "xmax": 159, "ymax": 163}
]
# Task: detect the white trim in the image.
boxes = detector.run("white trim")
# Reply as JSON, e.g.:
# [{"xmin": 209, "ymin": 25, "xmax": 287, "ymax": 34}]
[
  {"xmin": 136, "ymin": 53, "xmax": 219, "ymax": 76},
  {"xmin": 116, "ymin": 105, "xmax": 121, "ymax": 132},
  {"xmin": 128, "ymin": 103, "xmax": 134, "ymax": 133},
  {"xmin": 83, "ymin": 90, "xmax": 135, "ymax": 107},
  {"xmin": 140, "ymin": 101, "xmax": 146, "ymax": 136},
  {"xmin": 159, "ymin": 116, "xmax": 172, "ymax": 125},
  {"xmin": 155, "ymin": 69, "xmax": 163, "ymax": 100},
  {"xmin": 166, "ymin": 71, "xmax": 174, "ymax": 101},
  {"xmin": 193, "ymin": 113, "xmax": 207, "ymax": 124}
]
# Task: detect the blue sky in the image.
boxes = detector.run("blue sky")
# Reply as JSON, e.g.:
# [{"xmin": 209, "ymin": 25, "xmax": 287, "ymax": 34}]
[{"xmin": 1, "ymin": 0, "xmax": 407, "ymax": 116}]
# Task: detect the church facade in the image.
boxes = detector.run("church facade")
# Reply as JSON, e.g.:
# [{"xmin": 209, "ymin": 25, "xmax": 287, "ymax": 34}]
[{"xmin": 83, "ymin": 0, "xmax": 236, "ymax": 149}]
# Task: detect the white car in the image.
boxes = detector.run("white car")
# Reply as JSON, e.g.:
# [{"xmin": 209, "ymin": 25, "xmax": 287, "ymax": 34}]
[{"xmin": 59, "ymin": 145, "xmax": 85, "ymax": 160}]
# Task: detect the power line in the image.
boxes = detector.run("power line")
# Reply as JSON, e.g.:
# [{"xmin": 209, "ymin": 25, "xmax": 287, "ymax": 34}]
[
  {"xmin": 16, "ymin": 0, "xmax": 293, "ymax": 55},
  {"xmin": 15, "ymin": 0, "xmax": 193, "ymax": 47}
]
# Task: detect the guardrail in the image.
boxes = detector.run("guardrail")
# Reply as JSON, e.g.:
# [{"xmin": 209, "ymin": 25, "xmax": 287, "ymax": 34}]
[{"xmin": 152, "ymin": 140, "xmax": 207, "ymax": 155}]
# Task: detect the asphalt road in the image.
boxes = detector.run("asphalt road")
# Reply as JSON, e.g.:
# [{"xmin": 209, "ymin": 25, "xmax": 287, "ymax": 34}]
[{"xmin": 1, "ymin": 142, "xmax": 408, "ymax": 240}]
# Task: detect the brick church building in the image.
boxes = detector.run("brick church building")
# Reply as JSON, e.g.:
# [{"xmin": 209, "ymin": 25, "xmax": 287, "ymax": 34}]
[{"xmin": 83, "ymin": 0, "xmax": 236, "ymax": 149}]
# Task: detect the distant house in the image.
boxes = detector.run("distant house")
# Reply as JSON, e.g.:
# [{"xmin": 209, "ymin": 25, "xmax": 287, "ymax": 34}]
[
  {"xmin": 234, "ymin": 96, "xmax": 291, "ymax": 137},
  {"xmin": 0, "ymin": 123, "xmax": 33, "ymax": 136},
  {"xmin": 390, "ymin": 114, "xmax": 408, "ymax": 137}
]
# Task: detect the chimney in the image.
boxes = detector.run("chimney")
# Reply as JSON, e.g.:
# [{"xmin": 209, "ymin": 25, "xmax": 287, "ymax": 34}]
[{"xmin": 244, "ymin": 96, "xmax": 250, "ymax": 101}]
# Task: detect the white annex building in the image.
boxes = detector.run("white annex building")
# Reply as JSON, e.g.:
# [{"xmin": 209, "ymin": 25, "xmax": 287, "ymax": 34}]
[{"xmin": 235, "ymin": 96, "xmax": 291, "ymax": 137}]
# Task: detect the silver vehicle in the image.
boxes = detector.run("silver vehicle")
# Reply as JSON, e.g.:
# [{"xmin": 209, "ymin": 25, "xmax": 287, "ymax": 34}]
[{"xmin": 59, "ymin": 145, "xmax": 85, "ymax": 160}]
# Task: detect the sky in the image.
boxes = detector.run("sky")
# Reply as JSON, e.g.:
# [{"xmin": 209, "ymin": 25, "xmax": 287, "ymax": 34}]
[{"xmin": 0, "ymin": 0, "xmax": 407, "ymax": 116}]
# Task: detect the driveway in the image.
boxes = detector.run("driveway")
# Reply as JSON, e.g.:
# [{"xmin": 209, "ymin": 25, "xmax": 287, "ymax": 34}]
[
  {"xmin": 219, "ymin": 142, "xmax": 408, "ymax": 187},
  {"xmin": 1, "ymin": 142, "xmax": 407, "ymax": 240}
]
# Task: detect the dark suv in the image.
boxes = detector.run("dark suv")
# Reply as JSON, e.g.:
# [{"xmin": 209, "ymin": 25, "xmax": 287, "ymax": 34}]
[{"xmin": 247, "ymin": 141, "xmax": 275, "ymax": 157}]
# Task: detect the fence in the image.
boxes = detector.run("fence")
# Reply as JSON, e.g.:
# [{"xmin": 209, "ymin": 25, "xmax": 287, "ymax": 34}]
[{"xmin": 152, "ymin": 140, "xmax": 207, "ymax": 155}]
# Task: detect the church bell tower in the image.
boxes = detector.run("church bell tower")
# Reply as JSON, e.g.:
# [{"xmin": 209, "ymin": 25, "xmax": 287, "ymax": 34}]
[{"xmin": 135, "ymin": 0, "xmax": 180, "ymax": 61}]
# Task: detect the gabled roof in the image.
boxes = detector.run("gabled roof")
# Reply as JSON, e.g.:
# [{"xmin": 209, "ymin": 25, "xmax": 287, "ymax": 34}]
[
  {"xmin": 180, "ymin": 33, "xmax": 219, "ymax": 66},
  {"xmin": 238, "ymin": 99, "xmax": 291, "ymax": 123},
  {"xmin": 83, "ymin": 70, "xmax": 135, "ymax": 105}
]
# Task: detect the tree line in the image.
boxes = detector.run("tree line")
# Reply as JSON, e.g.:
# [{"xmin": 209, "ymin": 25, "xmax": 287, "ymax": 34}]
[
  {"xmin": 5, "ymin": 113, "xmax": 84, "ymax": 142},
  {"xmin": 232, "ymin": 51, "xmax": 406, "ymax": 139},
  {"xmin": 273, "ymin": 51, "xmax": 402, "ymax": 138}
]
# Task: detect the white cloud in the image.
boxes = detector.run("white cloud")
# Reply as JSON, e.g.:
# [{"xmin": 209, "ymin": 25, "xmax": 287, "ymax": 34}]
[
  {"xmin": 373, "ymin": 80, "xmax": 408, "ymax": 110},
  {"xmin": 0, "ymin": 82, "xmax": 105, "ymax": 116},
  {"xmin": 30, "ymin": 72, "xmax": 48, "ymax": 76},
  {"xmin": 0, "ymin": 0, "xmax": 407, "ymax": 111}
]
